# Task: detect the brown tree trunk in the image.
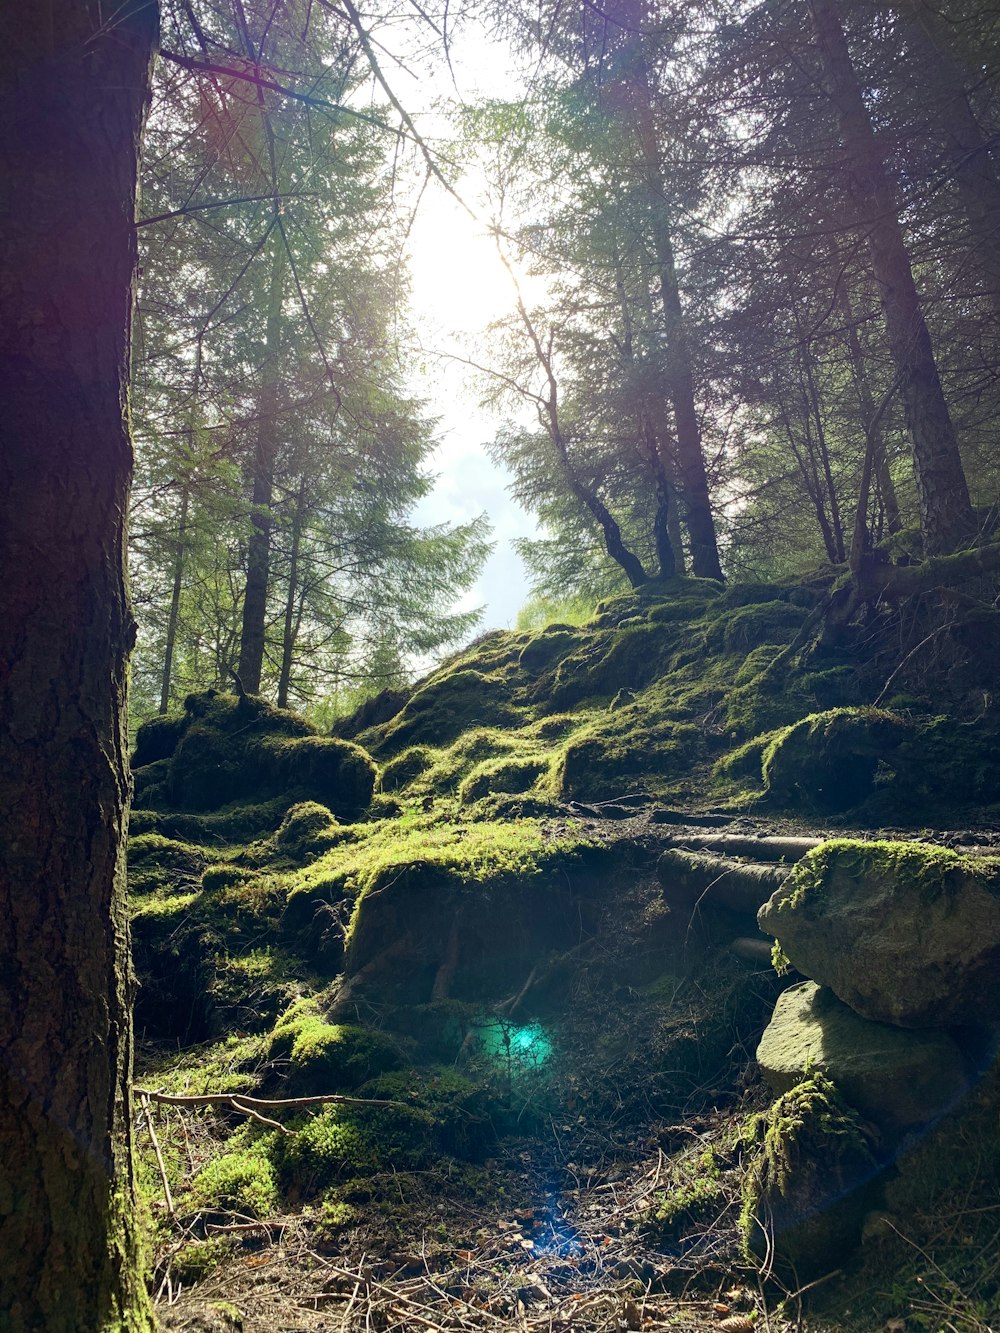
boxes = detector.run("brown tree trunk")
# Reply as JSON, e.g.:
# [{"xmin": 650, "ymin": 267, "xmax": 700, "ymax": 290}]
[
  {"xmin": 0, "ymin": 5, "xmax": 157, "ymax": 1331},
  {"xmin": 160, "ymin": 479, "xmax": 190, "ymax": 713},
  {"xmin": 808, "ymin": 0, "xmax": 975, "ymax": 555},
  {"xmin": 629, "ymin": 86, "xmax": 724, "ymax": 580},
  {"xmin": 238, "ymin": 237, "xmax": 286, "ymax": 693},
  {"xmin": 277, "ymin": 479, "xmax": 308, "ymax": 709}
]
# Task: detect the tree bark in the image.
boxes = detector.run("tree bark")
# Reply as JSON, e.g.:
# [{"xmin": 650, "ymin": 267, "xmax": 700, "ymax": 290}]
[
  {"xmin": 277, "ymin": 478, "xmax": 308, "ymax": 709},
  {"xmin": 628, "ymin": 84, "xmax": 724, "ymax": 580},
  {"xmin": 238, "ymin": 236, "xmax": 286, "ymax": 693},
  {"xmin": 808, "ymin": 0, "xmax": 975, "ymax": 555},
  {"xmin": 160, "ymin": 479, "xmax": 190, "ymax": 713},
  {"xmin": 0, "ymin": 4, "xmax": 157, "ymax": 1330}
]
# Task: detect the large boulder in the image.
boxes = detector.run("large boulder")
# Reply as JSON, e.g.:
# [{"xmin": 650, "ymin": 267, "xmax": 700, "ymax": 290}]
[
  {"xmin": 756, "ymin": 981, "xmax": 967, "ymax": 1135},
  {"xmin": 759, "ymin": 840, "xmax": 1000, "ymax": 1028}
]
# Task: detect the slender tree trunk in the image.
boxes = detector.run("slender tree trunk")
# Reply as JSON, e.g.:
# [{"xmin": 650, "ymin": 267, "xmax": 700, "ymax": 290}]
[
  {"xmin": 628, "ymin": 83, "xmax": 723, "ymax": 580},
  {"xmin": 238, "ymin": 236, "xmax": 285, "ymax": 693},
  {"xmin": 0, "ymin": 5, "xmax": 157, "ymax": 1331},
  {"xmin": 277, "ymin": 479, "xmax": 308, "ymax": 709},
  {"xmin": 832, "ymin": 262, "xmax": 903, "ymax": 534},
  {"xmin": 808, "ymin": 0, "xmax": 975, "ymax": 555},
  {"xmin": 160, "ymin": 480, "xmax": 190, "ymax": 713}
]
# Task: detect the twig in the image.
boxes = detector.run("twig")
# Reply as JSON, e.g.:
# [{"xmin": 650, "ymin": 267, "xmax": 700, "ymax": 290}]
[
  {"xmin": 139, "ymin": 1092, "xmax": 176, "ymax": 1220},
  {"xmin": 134, "ymin": 1087, "xmax": 416, "ymax": 1137}
]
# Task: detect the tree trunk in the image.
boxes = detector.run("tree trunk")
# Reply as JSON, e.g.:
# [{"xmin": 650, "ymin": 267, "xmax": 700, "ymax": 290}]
[
  {"xmin": 238, "ymin": 236, "xmax": 286, "ymax": 693},
  {"xmin": 0, "ymin": 5, "xmax": 157, "ymax": 1331},
  {"xmin": 628, "ymin": 81, "xmax": 724, "ymax": 580},
  {"xmin": 808, "ymin": 0, "xmax": 975, "ymax": 555},
  {"xmin": 832, "ymin": 261, "xmax": 902, "ymax": 535},
  {"xmin": 160, "ymin": 479, "xmax": 190, "ymax": 713},
  {"xmin": 277, "ymin": 479, "xmax": 308, "ymax": 709}
]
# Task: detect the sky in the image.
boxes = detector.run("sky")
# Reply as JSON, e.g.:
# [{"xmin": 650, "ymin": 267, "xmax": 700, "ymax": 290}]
[{"xmin": 387, "ymin": 25, "xmax": 545, "ymax": 633}]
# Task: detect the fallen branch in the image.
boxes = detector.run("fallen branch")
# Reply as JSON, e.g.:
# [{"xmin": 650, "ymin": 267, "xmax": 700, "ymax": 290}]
[{"xmin": 135, "ymin": 1087, "xmax": 415, "ymax": 1137}]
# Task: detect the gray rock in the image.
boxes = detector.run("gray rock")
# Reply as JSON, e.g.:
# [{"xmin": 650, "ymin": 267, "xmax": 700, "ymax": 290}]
[
  {"xmin": 758, "ymin": 840, "xmax": 1000, "ymax": 1027},
  {"xmin": 756, "ymin": 981, "xmax": 966, "ymax": 1134}
]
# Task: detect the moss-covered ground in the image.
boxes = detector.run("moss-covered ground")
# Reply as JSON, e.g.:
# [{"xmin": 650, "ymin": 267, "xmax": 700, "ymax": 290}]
[{"xmin": 130, "ymin": 576, "xmax": 1000, "ymax": 1330}]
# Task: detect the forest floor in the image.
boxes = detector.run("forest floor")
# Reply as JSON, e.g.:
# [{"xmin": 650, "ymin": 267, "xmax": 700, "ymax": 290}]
[{"xmin": 146, "ymin": 808, "xmax": 1000, "ymax": 1333}]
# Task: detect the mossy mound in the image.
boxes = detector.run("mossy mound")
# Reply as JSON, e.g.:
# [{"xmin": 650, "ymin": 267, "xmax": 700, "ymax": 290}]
[
  {"xmin": 132, "ymin": 691, "xmax": 377, "ymax": 819},
  {"xmin": 272, "ymin": 802, "xmax": 343, "ymax": 860},
  {"xmin": 761, "ymin": 707, "xmax": 911, "ymax": 811},
  {"xmin": 704, "ymin": 600, "xmax": 808, "ymax": 654},
  {"xmin": 132, "ymin": 710, "xmax": 189, "ymax": 768},
  {"xmin": 374, "ymin": 667, "xmax": 523, "ymax": 753},
  {"xmin": 458, "ymin": 755, "xmax": 549, "ymax": 805},
  {"xmin": 552, "ymin": 717, "xmax": 703, "ymax": 802},
  {"xmin": 267, "ymin": 998, "xmax": 406, "ymax": 1095}
]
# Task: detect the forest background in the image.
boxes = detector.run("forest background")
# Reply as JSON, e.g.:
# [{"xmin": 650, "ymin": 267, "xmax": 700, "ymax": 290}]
[{"xmin": 133, "ymin": 0, "xmax": 1000, "ymax": 731}]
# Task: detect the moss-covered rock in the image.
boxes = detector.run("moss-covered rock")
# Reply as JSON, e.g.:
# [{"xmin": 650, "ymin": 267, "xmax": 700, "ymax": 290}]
[
  {"xmin": 257, "ymin": 735, "xmax": 376, "ymax": 817},
  {"xmin": 552, "ymin": 719, "xmax": 702, "ymax": 801},
  {"xmin": 759, "ymin": 839, "xmax": 1000, "ymax": 1027},
  {"xmin": 740, "ymin": 1071, "xmax": 877, "ymax": 1274},
  {"xmin": 761, "ymin": 707, "xmax": 910, "ymax": 811},
  {"xmin": 377, "ymin": 669, "xmax": 522, "ymax": 752},
  {"xmin": 756, "ymin": 981, "xmax": 967, "ymax": 1134},
  {"xmin": 705, "ymin": 600, "xmax": 808, "ymax": 654},
  {"xmin": 379, "ymin": 746, "xmax": 436, "ymax": 792},
  {"xmin": 458, "ymin": 755, "xmax": 548, "ymax": 806},
  {"xmin": 160, "ymin": 692, "xmax": 376, "ymax": 818},
  {"xmin": 133, "ymin": 710, "xmax": 188, "ymax": 768},
  {"xmin": 272, "ymin": 802, "xmax": 342, "ymax": 860}
]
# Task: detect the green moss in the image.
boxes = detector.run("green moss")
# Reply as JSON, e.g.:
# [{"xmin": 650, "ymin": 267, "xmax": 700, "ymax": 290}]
[
  {"xmin": 705, "ymin": 601, "xmax": 808, "ymax": 654},
  {"xmin": 647, "ymin": 1149, "xmax": 725, "ymax": 1243},
  {"xmin": 377, "ymin": 668, "xmax": 522, "ymax": 752},
  {"xmin": 712, "ymin": 728, "xmax": 786, "ymax": 785},
  {"xmin": 762, "ymin": 708, "xmax": 911, "ymax": 811},
  {"xmin": 517, "ymin": 628, "xmax": 585, "ymax": 673},
  {"xmin": 739, "ymin": 1070, "xmax": 875, "ymax": 1261},
  {"xmin": 268, "ymin": 999, "xmax": 404, "ymax": 1093},
  {"xmin": 775, "ymin": 837, "xmax": 981, "ymax": 917},
  {"xmin": 257, "ymin": 735, "xmax": 376, "ymax": 816},
  {"xmin": 458, "ymin": 755, "xmax": 548, "ymax": 805},
  {"xmin": 170, "ymin": 1237, "xmax": 234, "ymax": 1285},
  {"xmin": 132, "ymin": 711, "xmax": 188, "ymax": 768},
  {"xmin": 130, "ymin": 796, "xmax": 294, "ymax": 845},
  {"xmin": 551, "ymin": 719, "xmax": 702, "ymax": 801},
  {"xmin": 270, "ymin": 801, "xmax": 347, "ymax": 862},
  {"xmin": 379, "ymin": 746, "xmax": 436, "ymax": 792},
  {"xmin": 191, "ymin": 1131, "xmax": 279, "ymax": 1218}
]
